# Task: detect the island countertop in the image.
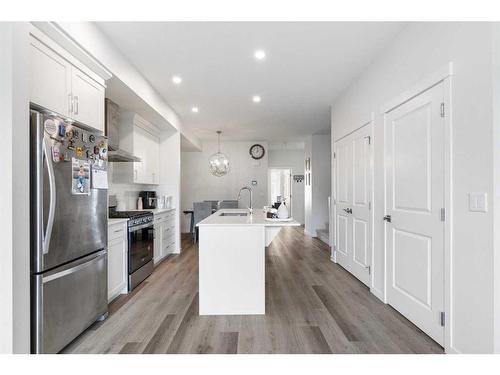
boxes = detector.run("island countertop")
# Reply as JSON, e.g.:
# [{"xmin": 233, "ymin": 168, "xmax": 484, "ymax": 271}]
[{"xmin": 196, "ymin": 208, "xmax": 301, "ymax": 227}]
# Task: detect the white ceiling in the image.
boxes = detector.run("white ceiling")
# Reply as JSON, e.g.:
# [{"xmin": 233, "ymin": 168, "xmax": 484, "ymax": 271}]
[{"xmin": 96, "ymin": 22, "xmax": 405, "ymax": 141}]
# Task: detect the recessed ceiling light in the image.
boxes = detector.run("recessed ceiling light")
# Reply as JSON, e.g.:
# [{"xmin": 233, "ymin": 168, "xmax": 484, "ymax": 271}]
[
  {"xmin": 254, "ymin": 50, "xmax": 266, "ymax": 60},
  {"xmin": 191, "ymin": 107, "xmax": 199, "ymax": 113},
  {"xmin": 172, "ymin": 75, "xmax": 182, "ymax": 85},
  {"xmin": 252, "ymin": 95, "xmax": 261, "ymax": 103}
]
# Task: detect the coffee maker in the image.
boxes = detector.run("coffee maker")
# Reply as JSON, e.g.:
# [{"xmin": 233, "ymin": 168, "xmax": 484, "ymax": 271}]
[{"xmin": 139, "ymin": 191, "xmax": 157, "ymax": 209}]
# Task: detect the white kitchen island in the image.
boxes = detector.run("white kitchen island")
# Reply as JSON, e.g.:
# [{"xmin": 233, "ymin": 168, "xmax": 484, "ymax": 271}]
[{"xmin": 197, "ymin": 208, "xmax": 300, "ymax": 315}]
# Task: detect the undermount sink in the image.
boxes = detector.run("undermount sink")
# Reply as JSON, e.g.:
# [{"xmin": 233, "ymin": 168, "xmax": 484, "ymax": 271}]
[{"xmin": 219, "ymin": 212, "xmax": 248, "ymax": 217}]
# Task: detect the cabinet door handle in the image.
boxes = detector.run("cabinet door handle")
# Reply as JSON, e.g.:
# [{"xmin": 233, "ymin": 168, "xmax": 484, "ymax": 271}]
[
  {"xmin": 74, "ymin": 96, "xmax": 79, "ymax": 115},
  {"xmin": 68, "ymin": 94, "xmax": 73, "ymax": 114}
]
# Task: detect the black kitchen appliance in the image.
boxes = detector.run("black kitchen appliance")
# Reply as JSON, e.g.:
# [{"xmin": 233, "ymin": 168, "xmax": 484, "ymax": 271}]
[
  {"xmin": 139, "ymin": 190, "xmax": 157, "ymax": 209},
  {"xmin": 109, "ymin": 206, "xmax": 154, "ymax": 291}
]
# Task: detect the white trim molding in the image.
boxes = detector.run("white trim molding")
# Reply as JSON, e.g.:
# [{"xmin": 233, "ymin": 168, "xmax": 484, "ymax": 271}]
[
  {"xmin": 380, "ymin": 62, "xmax": 454, "ymax": 114},
  {"xmin": 31, "ymin": 22, "xmax": 112, "ymax": 84},
  {"xmin": 381, "ymin": 63, "xmax": 453, "ymax": 353}
]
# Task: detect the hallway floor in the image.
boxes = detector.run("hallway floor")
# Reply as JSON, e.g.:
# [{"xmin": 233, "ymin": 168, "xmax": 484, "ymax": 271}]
[{"xmin": 63, "ymin": 227, "xmax": 443, "ymax": 354}]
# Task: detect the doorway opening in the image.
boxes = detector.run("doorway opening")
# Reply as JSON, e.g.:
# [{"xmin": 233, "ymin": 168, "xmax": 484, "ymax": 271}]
[{"xmin": 268, "ymin": 168, "xmax": 292, "ymax": 215}]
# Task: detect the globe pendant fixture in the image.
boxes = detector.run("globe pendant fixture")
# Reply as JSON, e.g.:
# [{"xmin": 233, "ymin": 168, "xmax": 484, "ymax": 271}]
[{"xmin": 209, "ymin": 130, "xmax": 230, "ymax": 177}]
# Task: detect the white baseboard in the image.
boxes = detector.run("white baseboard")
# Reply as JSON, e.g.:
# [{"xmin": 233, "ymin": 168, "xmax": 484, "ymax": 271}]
[
  {"xmin": 303, "ymin": 229, "xmax": 316, "ymax": 237},
  {"xmin": 370, "ymin": 287, "xmax": 385, "ymax": 303}
]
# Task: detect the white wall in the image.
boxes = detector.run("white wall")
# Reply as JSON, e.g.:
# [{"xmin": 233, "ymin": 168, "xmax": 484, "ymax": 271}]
[
  {"xmin": 492, "ymin": 23, "xmax": 500, "ymax": 354},
  {"xmin": 181, "ymin": 141, "xmax": 268, "ymax": 232},
  {"xmin": 158, "ymin": 131, "xmax": 181, "ymax": 252},
  {"xmin": 303, "ymin": 135, "xmax": 331, "ymax": 236},
  {"xmin": 304, "ymin": 137, "xmax": 312, "ymax": 235},
  {"xmin": 311, "ymin": 135, "xmax": 331, "ymax": 236},
  {"xmin": 331, "ymin": 22, "xmax": 495, "ymax": 353},
  {"xmin": 0, "ymin": 22, "xmax": 30, "ymax": 354},
  {"xmin": 268, "ymin": 149, "xmax": 305, "ymax": 224}
]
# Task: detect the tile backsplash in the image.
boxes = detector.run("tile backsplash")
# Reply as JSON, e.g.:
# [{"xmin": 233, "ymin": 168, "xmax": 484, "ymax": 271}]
[
  {"xmin": 107, "ymin": 163, "xmax": 177, "ymax": 210},
  {"xmin": 107, "ymin": 163, "xmax": 155, "ymax": 209}
]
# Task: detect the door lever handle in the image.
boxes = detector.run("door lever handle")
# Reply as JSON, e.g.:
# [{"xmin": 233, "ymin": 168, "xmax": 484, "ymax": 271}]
[
  {"xmin": 383, "ymin": 215, "xmax": 392, "ymax": 223},
  {"xmin": 343, "ymin": 208, "xmax": 352, "ymax": 214}
]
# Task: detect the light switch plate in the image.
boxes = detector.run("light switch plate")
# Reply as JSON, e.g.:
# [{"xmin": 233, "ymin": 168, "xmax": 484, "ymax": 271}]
[{"xmin": 469, "ymin": 192, "xmax": 488, "ymax": 212}]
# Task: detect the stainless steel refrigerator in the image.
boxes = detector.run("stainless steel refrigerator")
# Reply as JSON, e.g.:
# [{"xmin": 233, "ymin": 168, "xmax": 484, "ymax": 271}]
[{"xmin": 30, "ymin": 108, "xmax": 108, "ymax": 354}]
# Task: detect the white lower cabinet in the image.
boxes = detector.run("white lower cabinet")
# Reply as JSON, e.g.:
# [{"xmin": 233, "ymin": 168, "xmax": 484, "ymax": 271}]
[
  {"xmin": 153, "ymin": 210, "xmax": 176, "ymax": 265},
  {"xmin": 107, "ymin": 221, "xmax": 128, "ymax": 302}
]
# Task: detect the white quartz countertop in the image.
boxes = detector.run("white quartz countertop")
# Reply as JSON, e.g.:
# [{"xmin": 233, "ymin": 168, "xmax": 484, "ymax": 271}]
[
  {"xmin": 129, "ymin": 208, "xmax": 176, "ymax": 215},
  {"xmin": 197, "ymin": 209, "xmax": 301, "ymax": 227},
  {"xmin": 108, "ymin": 218, "xmax": 129, "ymax": 226}
]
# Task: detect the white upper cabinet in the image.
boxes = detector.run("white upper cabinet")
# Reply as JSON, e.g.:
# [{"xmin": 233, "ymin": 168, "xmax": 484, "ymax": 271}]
[
  {"xmin": 29, "ymin": 37, "xmax": 72, "ymax": 117},
  {"xmin": 71, "ymin": 67, "xmax": 105, "ymax": 131},
  {"xmin": 115, "ymin": 113, "xmax": 160, "ymax": 185},
  {"xmin": 133, "ymin": 118, "xmax": 160, "ymax": 185},
  {"xmin": 144, "ymin": 128, "xmax": 160, "ymax": 184},
  {"xmin": 133, "ymin": 125, "xmax": 151, "ymax": 183},
  {"xmin": 29, "ymin": 34, "xmax": 106, "ymax": 133}
]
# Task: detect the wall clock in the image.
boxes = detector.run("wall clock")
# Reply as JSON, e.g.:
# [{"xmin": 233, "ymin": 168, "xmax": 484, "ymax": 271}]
[{"xmin": 249, "ymin": 144, "xmax": 265, "ymax": 160}]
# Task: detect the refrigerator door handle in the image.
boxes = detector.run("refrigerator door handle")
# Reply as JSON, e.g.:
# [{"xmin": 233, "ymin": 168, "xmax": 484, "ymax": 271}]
[
  {"xmin": 42, "ymin": 249, "xmax": 107, "ymax": 284},
  {"xmin": 42, "ymin": 138, "xmax": 56, "ymax": 255}
]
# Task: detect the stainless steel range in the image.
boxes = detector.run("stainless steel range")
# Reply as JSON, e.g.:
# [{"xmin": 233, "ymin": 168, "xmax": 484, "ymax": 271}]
[{"xmin": 109, "ymin": 207, "xmax": 154, "ymax": 291}]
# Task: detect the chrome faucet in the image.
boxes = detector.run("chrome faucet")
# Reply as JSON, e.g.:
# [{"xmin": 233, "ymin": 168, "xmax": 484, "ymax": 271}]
[{"xmin": 237, "ymin": 186, "xmax": 253, "ymax": 214}]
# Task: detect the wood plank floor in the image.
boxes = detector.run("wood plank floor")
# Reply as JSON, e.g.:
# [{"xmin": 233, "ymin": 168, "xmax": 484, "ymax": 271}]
[{"xmin": 62, "ymin": 227, "xmax": 443, "ymax": 354}]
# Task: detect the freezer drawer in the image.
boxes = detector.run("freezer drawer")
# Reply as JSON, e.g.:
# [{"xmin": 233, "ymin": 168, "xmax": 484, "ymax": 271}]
[{"xmin": 32, "ymin": 250, "xmax": 108, "ymax": 353}]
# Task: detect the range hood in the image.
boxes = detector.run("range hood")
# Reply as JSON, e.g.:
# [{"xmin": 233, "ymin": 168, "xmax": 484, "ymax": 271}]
[
  {"xmin": 106, "ymin": 98, "xmax": 141, "ymax": 163},
  {"xmin": 107, "ymin": 147, "xmax": 141, "ymax": 162}
]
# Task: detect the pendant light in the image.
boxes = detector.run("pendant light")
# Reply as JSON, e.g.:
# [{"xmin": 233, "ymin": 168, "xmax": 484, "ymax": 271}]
[{"xmin": 209, "ymin": 130, "xmax": 230, "ymax": 177}]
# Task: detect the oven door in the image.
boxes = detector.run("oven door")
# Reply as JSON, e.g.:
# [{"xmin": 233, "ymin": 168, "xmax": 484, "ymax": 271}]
[{"xmin": 128, "ymin": 223, "xmax": 154, "ymax": 274}]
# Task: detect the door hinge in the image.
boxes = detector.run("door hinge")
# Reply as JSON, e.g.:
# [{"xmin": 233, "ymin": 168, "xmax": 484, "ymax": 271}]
[
  {"xmin": 440, "ymin": 102, "xmax": 445, "ymax": 118},
  {"xmin": 440, "ymin": 208, "xmax": 446, "ymax": 222},
  {"xmin": 440, "ymin": 311, "xmax": 446, "ymax": 327}
]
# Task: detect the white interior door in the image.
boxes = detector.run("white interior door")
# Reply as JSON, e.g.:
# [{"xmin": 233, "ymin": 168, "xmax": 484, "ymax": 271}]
[
  {"xmin": 350, "ymin": 125, "xmax": 372, "ymax": 285},
  {"xmin": 334, "ymin": 123, "xmax": 372, "ymax": 286},
  {"xmin": 385, "ymin": 82, "xmax": 445, "ymax": 346},
  {"xmin": 334, "ymin": 135, "xmax": 352, "ymax": 270}
]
